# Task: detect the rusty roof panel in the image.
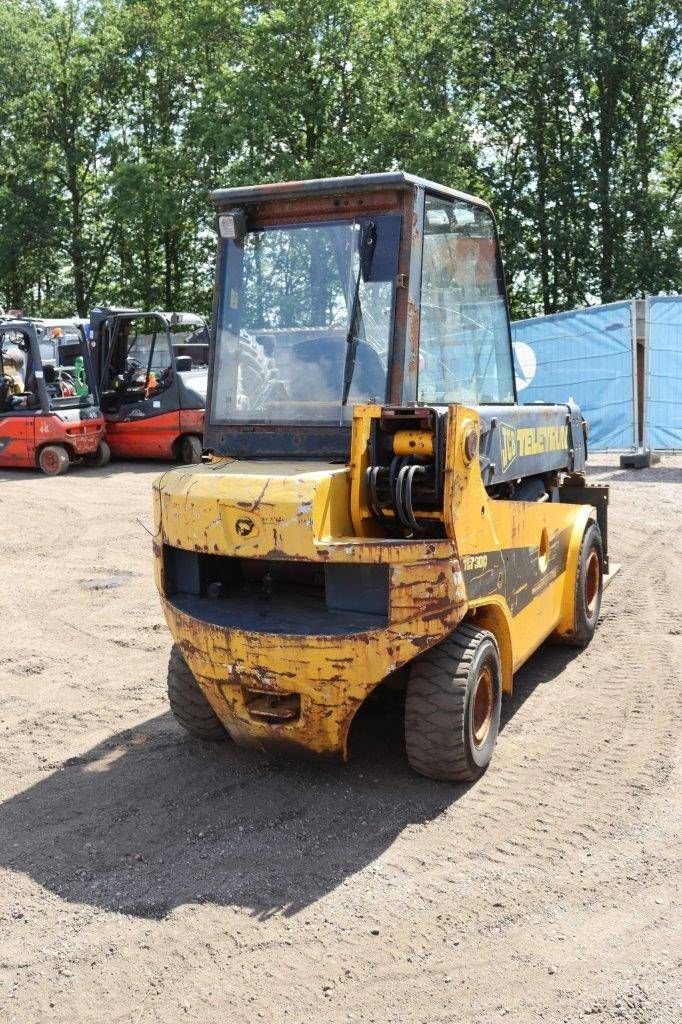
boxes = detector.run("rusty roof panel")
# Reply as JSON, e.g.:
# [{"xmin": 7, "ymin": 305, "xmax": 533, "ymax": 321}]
[{"xmin": 210, "ymin": 171, "xmax": 490, "ymax": 211}]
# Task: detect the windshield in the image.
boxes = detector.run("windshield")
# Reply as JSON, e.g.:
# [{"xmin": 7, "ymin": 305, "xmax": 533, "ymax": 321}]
[
  {"xmin": 121, "ymin": 317, "xmax": 173, "ymax": 374},
  {"xmin": 211, "ymin": 216, "xmax": 400, "ymax": 423},
  {"xmin": 124, "ymin": 320, "xmax": 209, "ymax": 371},
  {"xmin": 418, "ymin": 194, "xmax": 515, "ymax": 405}
]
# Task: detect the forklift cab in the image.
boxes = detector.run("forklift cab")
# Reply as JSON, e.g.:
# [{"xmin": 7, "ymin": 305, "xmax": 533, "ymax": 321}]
[
  {"xmin": 89, "ymin": 308, "xmax": 209, "ymax": 461},
  {"xmin": 0, "ymin": 320, "xmax": 98, "ymax": 414},
  {"xmin": 92, "ymin": 309, "xmax": 207, "ymax": 414},
  {"xmin": 208, "ymin": 172, "xmax": 516, "ymax": 460},
  {"xmin": 0, "ymin": 319, "xmax": 106, "ymax": 474}
]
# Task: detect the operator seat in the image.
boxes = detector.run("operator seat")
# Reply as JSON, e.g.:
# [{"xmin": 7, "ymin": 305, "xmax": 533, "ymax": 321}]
[
  {"xmin": 289, "ymin": 336, "xmax": 385, "ymax": 402},
  {"xmin": 44, "ymin": 364, "xmax": 61, "ymax": 398}
]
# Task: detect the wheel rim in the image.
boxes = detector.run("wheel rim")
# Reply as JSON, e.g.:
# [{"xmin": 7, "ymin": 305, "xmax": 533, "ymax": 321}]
[
  {"xmin": 585, "ymin": 549, "xmax": 600, "ymax": 616},
  {"xmin": 472, "ymin": 665, "xmax": 494, "ymax": 748},
  {"xmin": 42, "ymin": 450, "xmax": 60, "ymax": 473}
]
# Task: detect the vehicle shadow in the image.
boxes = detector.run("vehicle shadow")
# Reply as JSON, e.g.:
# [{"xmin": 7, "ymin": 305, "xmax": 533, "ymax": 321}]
[
  {"xmin": 0, "ymin": 641, "xmax": 579, "ymax": 921},
  {"xmin": 500, "ymin": 639, "xmax": 578, "ymax": 730},
  {"xmin": 587, "ymin": 462, "xmax": 682, "ymax": 482},
  {"xmin": 0, "ymin": 461, "xmax": 167, "ymax": 484},
  {"xmin": 77, "ymin": 460, "xmax": 177, "ymax": 479}
]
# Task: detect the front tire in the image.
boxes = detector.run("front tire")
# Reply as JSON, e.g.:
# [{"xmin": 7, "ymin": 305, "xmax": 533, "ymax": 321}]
[
  {"xmin": 178, "ymin": 434, "xmax": 202, "ymax": 464},
  {"xmin": 405, "ymin": 624, "xmax": 502, "ymax": 782},
  {"xmin": 560, "ymin": 522, "xmax": 603, "ymax": 647},
  {"xmin": 38, "ymin": 445, "xmax": 69, "ymax": 476},
  {"xmin": 85, "ymin": 439, "xmax": 111, "ymax": 468},
  {"xmin": 167, "ymin": 644, "xmax": 227, "ymax": 740}
]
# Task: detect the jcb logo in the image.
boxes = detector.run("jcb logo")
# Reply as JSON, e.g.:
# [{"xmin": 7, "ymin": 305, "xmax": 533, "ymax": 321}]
[
  {"xmin": 499, "ymin": 423, "xmax": 517, "ymax": 472},
  {"xmin": 462, "ymin": 554, "xmax": 488, "ymax": 571}
]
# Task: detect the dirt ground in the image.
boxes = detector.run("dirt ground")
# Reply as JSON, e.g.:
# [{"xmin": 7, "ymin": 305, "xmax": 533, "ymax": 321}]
[{"xmin": 0, "ymin": 454, "xmax": 680, "ymax": 1024}]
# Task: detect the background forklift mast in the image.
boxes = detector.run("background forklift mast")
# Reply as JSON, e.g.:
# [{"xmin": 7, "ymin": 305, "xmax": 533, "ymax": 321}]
[
  {"xmin": 152, "ymin": 172, "xmax": 610, "ymax": 782},
  {"xmin": 0, "ymin": 319, "xmax": 107, "ymax": 475},
  {"xmin": 89, "ymin": 308, "xmax": 208, "ymax": 463}
]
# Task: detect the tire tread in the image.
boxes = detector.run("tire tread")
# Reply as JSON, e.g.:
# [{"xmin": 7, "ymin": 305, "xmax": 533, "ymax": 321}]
[
  {"xmin": 556, "ymin": 523, "xmax": 603, "ymax": 648},
  {"xmin": 405, "ymin": 625, "xmax": 500, "ymax": 783},
  {"xmin": 167, "ymin": 645, "xmax": 226, "ymax": 740}
]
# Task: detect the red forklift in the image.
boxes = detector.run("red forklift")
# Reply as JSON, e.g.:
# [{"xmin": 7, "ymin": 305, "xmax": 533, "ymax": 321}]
[
  {"xmin": 89, "ymin": 308, "xmax": 208, "ymax": 462},
  {"xmin": 0, "ymin": 319, "xmax": 108, "ymax": 475}
]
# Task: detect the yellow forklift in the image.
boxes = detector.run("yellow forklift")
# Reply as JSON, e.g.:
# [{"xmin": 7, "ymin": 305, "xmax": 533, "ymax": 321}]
[{"xmin": 152, "ymin": 172, "xmax": 611, "ymax": 781}]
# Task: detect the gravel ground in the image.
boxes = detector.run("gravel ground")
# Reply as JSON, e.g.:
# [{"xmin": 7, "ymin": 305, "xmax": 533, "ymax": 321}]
[{"xmin": 0, "ymin": 454, "xmax": 680, "ymax": 1024}]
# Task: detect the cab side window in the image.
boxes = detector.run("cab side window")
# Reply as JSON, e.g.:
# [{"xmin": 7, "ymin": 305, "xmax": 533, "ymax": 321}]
[{"xmin": 418, "ymin": 195, "xmax": 514, "ymax": 405}]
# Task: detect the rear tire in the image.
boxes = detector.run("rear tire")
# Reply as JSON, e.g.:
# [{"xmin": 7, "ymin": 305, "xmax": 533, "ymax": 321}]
[
  {"xmin": 38, "ymin": 445, "xmax": 69, "ymax": 476},
  {"xmin": 167, "ymin": 644, "xmax": 227, "ymax": 740},
  {"xmin": 559, "ymin": 522, "xmax": 603, "ymax": 647},
  {"xmin": 85, "ymin": 439, "xmax": 110, "ymax": 468},
  {"xmin": 178, "ymin": 434, "xmax": 202, "ymax": 464},
  {"xmin": 405, "ymin": 624, "xmax": 502, "ymax": 782}
]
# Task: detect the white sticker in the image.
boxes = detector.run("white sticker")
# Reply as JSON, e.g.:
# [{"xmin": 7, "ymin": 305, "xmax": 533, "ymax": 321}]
[
  {"xmin": 153, "ymin": 400, "xmax": 161, "ymax": 408},
  {"xmin": 35, "ymin": 370, "xmax": 44, "ymax": 378}
]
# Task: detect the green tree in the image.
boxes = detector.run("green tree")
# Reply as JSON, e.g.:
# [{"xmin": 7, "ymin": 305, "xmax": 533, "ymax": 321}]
[
  {"xmin": 0, "ymin": 0, "xmax": 679, "ymax": 319},
  {"xmin": 105, "ymin": 0, "xmax": 230, "ymax": 311},
  {"xmin": 40, "ymin": 0, "xmax": 124, "ymax": 315},
  {"xmin": 0, "ymin": 2, "xmax": 60, "ymax": 311}
]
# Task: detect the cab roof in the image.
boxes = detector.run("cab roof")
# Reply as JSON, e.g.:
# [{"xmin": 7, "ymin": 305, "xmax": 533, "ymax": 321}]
[{"xmin": 210, "ymin": 170, "xmax": 491, "ymax": 212}]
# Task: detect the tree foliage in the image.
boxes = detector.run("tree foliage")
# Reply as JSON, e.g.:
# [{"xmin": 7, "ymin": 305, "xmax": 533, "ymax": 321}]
[{"xmin": 0, "ymin": 0, "xmax": 679, "ymax": 317}]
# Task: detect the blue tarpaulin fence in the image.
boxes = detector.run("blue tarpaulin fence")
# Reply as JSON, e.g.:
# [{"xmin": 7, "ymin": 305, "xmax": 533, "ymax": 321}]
[
  {"xmin": 644, "ymin": 296, "xmax": 682, "ymax": 451},
  {"xmin": 511, "ymin": 301, "xmax": 636, "ymax": 451}
]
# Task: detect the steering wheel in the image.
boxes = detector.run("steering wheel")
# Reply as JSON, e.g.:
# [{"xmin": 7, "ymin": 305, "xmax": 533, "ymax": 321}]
[{"xmin": 114, "ymin": 360, "xmax": 144, "ymax": 391}]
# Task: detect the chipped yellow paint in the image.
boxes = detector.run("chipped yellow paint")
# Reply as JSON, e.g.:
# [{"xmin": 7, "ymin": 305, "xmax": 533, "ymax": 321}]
[
  {"xmin": 156, "ymin": 458, "xmax": 352, "ymax": 560},
  {"xmin": 153, "ymin": 405, "xmax": 597, "ymax": 759},
  {"xmin": 349, "ymin": 403, "xmax": 385, "ymax": 537},
  {"xmin": 392, "ymin": 430, "xmax": 434, "ymax": 458},
  {"xmin": 443, "ymin": 405, "xmax": 596, "ymax": 687},
  {"xmin": 161, "ymin": 549, "xmax": 465, "ymax": 757},
  {"xmin": 153, "ymin": 450, "xmax": 468, "ymax": 759}
]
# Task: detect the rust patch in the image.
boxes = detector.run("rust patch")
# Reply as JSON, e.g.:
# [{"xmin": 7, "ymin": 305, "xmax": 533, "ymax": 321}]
[
  {"xmin": 406, "ymin": 300, "xmax": 420, "ymax": 374},
  {"xmin": 410, "ymin": 634, "xmax": 436, "ymax": 651}
]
